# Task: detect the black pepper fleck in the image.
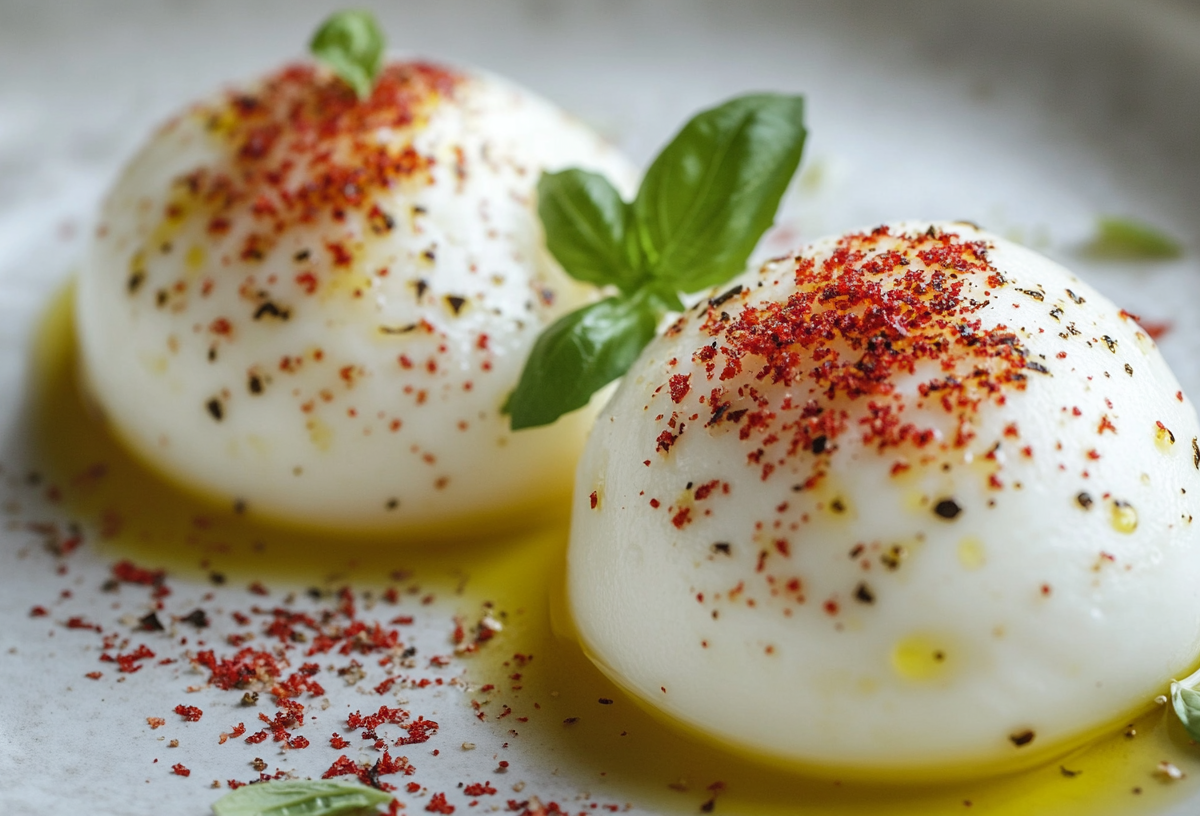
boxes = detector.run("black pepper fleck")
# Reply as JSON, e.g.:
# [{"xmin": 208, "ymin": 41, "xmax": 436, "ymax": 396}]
[
  {"xmin": 934, "ymin": 498, "xmax": 962, "ymax": 519},
  {"xmin": 1009, "ymin": 729, "xmax": 1036, "ymax": 747}
]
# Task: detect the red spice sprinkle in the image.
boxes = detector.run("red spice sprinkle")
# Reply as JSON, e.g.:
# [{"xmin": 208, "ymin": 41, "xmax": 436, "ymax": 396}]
[
  {"xmin": 171, "ymin": 763, "xmax": 191, "ymax": 778},
  {"xmin": 426, "ymin": 793, "xmax": 456, "ymax": 814},
  {"xmin": 29, "ymin": 606, "xmax": 48, "ymax": 617},
  {"xmin": 84, "ymin": 671, "xmax": 103, "ymax": 680},
  {"xmin": 100, "ymin": 644, "xmax": 156, "ymax": 673},
  {"xmin": 174, "ymin": 704, "xmax": 204, "ymax": 722},
  {"xmin": 663, "ymin": 227, "xmax": 1032, "ymax": 491},
  {"xmin": 407, "ymin": 782, "xmax": 422, "ymax": 794},
  {"xmin": 464, "ymin": 782, "xmax": 498, "ymax": 797},
  {"xmin": 669, "ymin": 374, "xmax": 692, "ymax": 403},
  {"xmin": 1098, "ymin": 416, "xmax": 1117, "ymax": 435},
  {"xmin": 589, "ymin": 491, "xmax": 598, "ymax": 510},
  {"xmin": 218, "ymin": 723, "xmax": 247, "ymax": 745},
  {"xmin": 173, "ymin": 61, "xmax": 458, "ymax": 255},
  {"xmin": 112, "ymin": 560, "xmax": 164, "ymax": 585},
  {"xmin": 147, "ymin": 717, "xmax": 166, "ymax": 730}
]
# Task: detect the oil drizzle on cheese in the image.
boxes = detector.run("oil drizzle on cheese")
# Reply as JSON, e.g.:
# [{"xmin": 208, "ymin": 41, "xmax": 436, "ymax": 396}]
[{"xmin": 28, "ymin": 285, "xmax": 1200, "ymax": 815}]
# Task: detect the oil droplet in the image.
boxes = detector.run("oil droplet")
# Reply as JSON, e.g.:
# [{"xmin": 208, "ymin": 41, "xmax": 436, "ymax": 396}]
[
  {"xmin": 185, "ymin": 244, "xmax": 207, "ymax": 271},
  {"xmin": 892, "ymin": 634, "xmax": 952, "ymax": 681},
  {"xmin": 957, "ymin": 537, "xmax": 986, "ymax": 570},
  {"xmin": 306, "ymin": 417, "xmax": 333, "ymax": 451},
  {"xmin": 1155, "ymin": 423, "xmax": 1176, "ymax": 453},
  {"xmin": 1111, "ymin": 500, "xmax": 1138, "ymax": 534}
]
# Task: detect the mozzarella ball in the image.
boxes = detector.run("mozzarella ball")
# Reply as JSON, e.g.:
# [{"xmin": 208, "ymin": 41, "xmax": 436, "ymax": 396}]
[
  {"xmin": 569, "ymin": 222, "xmax": 1200, "ymax": 774},
  {"xmin": 76, "ymin": 60, "xmax": 636, "ymax": 533}
]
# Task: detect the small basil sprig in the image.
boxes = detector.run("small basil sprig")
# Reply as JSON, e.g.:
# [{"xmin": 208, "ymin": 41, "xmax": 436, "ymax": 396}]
[
  {"xmin": 1085, "ymin": 216, "xmax": 1183, "ymax": 260},
  {"xmin": 212, "ymin": 779, "xmax": 393, "ymax": 816},
  {"xmin": 310, "ymin": 10, "xmax": 386, "ymax": 100},
  {"xmin": 1171, "ymin": 666, "xmax": 1200, "ymax": 741},
  {"xmin": 505, "ymin": 93, "xmax": 807, "ymax": 430}
]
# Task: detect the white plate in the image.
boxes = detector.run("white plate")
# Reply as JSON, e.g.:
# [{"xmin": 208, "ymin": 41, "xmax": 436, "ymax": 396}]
[{"xmin": 3, "ymin": 1, "xmax": 1200, "ymax": 814}]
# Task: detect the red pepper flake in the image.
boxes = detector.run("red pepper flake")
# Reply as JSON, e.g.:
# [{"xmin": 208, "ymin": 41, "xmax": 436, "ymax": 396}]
[
  {"xmin": 398, "ymin": 717, "xmax": 439, "ymax": 746},
  {"xmin": 245, "ymin": 731, "xmax": 268, "ymax": 745},
  {"xmin": 1098, "ymin": 416, "xmax": 1117, "ymax": 435},
  {"xmin": 663, "ymin": 227, "xmax": 1031, "ymax": 491},
  {"xmin": 174, "ymin": 704, "xmax": 204, "ymax": 722},
  {"xmin": 100, "ymin": 644, "xmax": 155, "ymax": 673},
  {"xmin": 1142, "ymin": 321, "xmax": 1172, "ymax": 340},
  {"xmin": 29, "ymin": 605, "xmax": 48, "ymax": 617},
  {"xmin": 426, "ymin": 793, "xmax": 455, "ymax": 814},
  {"xmin": 649, "ymin": 498, "xmax": 660, "ymax": 509},
  {"xmin": 147, "ymin": 717, "xmax": 166, "ymax": 729},
  {"xmin": 671, "ymin": 508, "xmax": 692, "ymax": 529},
  {"xmin": 112, "ymin": 560, "xmax": 167, "ymax": 591},
  {"xmin": 589, "ymin": 491, "xmax": 598, "ymax": 510},
  {"xmin": 464, "ymin": 782, "xmax": 497, "ymax": 796},
  {"xmin": 84, "ymin": 671, "xmax": 103, "ymax": 680},
  {"xmin": 248, "ymin": 581, "xmax": 269, "ymax": 596},
  {"xmin": 669, "ymin": 374, "xmax": 692, "ymax": 403},
  {"xmin": 171, "ymin": 763, "xmax": 191, "ymax": 777},
  {"xmin": 330, "ymin": 733, "xmax": 351, "ymax": 749},
  {"xmin": 219, "ymin": 723, "xmax": 247, "ymax": 745},
  {"xmin": 172, "ymin": 61, "xmax": 456, "ymax": 264},
  {"xmin": 1087, "ymin": 449, "xmax": 1101, "ymax": 460}
]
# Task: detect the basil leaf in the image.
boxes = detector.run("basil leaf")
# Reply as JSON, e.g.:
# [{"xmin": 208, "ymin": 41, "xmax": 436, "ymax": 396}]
[
  {"xmin": 632, "ymin": 93, "xmax": 806, "ymax": 292},
  {"xmin": 212, "ymin": 779, "xmax": 393, "ymax": 816},
  {"xmin": 539, "ymin": 170, "xmax": 643, "ymax": 293},
  {"xmin": 504, "ymin": 294, "xmax": 662, "ymax": 430},
  {"xmin": 310, "ymin": 10, "xmax": 386, "ymax": 100},
  {"xmin": 1171, "ymin": 680, "xmax": 1200, "ymax": 742},
  {"xmin": 1086, "ymin": 217, "xmax": 1183, "ymax": 260}
]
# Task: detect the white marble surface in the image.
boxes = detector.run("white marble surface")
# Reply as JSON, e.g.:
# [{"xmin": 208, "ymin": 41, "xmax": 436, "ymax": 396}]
[{"xmin": 2, "ymin": 0, "xmax": 1200, "ymax": 813}]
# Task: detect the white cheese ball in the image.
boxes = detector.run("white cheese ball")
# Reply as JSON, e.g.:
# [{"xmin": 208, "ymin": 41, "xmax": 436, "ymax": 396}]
[
  {"xmin": 569, "ymin": 222, "xmax": 1200, "ymax": 774},
  {"xmin": 77, "ymin": 60, "xmax": 636, "ymax": 534}
]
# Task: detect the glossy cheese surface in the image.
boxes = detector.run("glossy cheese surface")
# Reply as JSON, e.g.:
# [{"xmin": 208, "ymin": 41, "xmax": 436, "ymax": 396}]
[
  {"xmin": 76, "ymin": 60, "xmax": 636, "ymax": 533},
  {"xmin": 569, "ymin": 222, "xmax": 1200, "ymax": 773}
]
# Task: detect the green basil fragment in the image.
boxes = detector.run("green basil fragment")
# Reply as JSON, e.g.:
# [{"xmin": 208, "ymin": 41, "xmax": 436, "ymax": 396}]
[
  {"xmin": 310, "ymin": 10, "xmax": 386, "ymax": 100},
  {"xmin": 1086, "ymin": 217, "xmax": 1183, "ymax": 260},
  {"xmin": 212, "ymin": 779, "xmax": 393, "ymax": 816},
  {"xmin": 633, "ymin": 93, "xmax": 807, "ymax": 292},
  {"xmin": 507, "ymin": 93, "xmax": 806, "ymax": 430},
  {"xmin": 538, "ymin": 169, "xmax": 642, "ymax": 293},
  {"xmin": 1171, "ymin": 680, "xmax": 1200, "ymax": 742},
  {"xmin": 504, "ymin": 294, "xmax": 664, "ymax": 430}
]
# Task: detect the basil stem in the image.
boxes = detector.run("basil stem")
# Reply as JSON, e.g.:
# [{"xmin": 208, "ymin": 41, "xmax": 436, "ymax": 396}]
[{"xmin": 310, "ymin": 10, "xmax": 386, "ymax": 100}]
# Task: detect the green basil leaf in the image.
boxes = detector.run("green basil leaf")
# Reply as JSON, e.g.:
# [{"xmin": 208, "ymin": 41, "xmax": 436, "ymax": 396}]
[
  {"xmin": 1086, "ymin": 217, "xmax": 1183, "ymax": 260},
  {"xmin": 539, "ymin": 169, "xmax": 643, "ymax": 293},
  {"xmin": 1171, "ymin": 680, "xmax": 1200, "ymax": 742},
  {"xmin": 504, "ymin": 294, "xmax": 662, "ymax": 430},
  {"xmin": 632, "ymin": 93, "xmax": 806, "ymax": 292},
  {"xmin": 212, "ymin": 779, "xmax": 393, "ymax": 816},
  {"xmin": 310, "ymin": 10, "xmax": 386, "ymax": 100}
]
